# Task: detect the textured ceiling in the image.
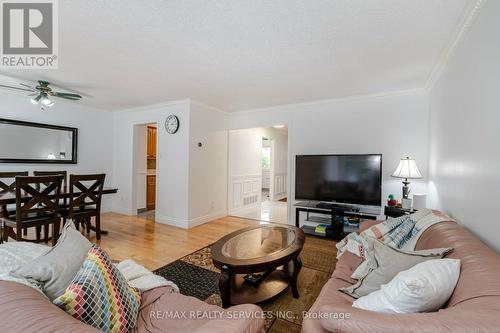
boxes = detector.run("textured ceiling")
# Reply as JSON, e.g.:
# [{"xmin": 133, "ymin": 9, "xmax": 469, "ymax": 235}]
[{"xmin": 0, "ymin": 0, "xmax": 469, "ymax": 111}]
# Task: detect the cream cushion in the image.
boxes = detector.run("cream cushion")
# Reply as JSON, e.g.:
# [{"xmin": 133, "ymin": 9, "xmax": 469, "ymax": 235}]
[{"xmin": 353, "ymin": 258, "xmax": 461, "ymax": 313}]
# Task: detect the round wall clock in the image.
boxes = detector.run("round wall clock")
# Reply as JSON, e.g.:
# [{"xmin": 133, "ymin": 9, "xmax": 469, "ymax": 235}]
[{"xmin": 165, "ymin": 115, "xmax": 179, "ymax": 134}]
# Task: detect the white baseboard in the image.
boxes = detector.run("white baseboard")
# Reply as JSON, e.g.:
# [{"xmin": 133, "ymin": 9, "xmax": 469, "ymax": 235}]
[
  {"xmin": 272, "ymin": 193, "xmax": 287, "ymax": 201},
  {"xmin": 188, "ymin": 210, "xmax": 228, "ymax": 228},
  {"xmin": 155, "ymin": 210, "xmax": 228, "ymax": 229},
  {"xmin": 229, "ymin": 202, "xmax": 261, "ymax": 216},
  {"xmin": 108, "ymin": 206, "xmax": 135, "ymax": 215},
  {"xmin": 155, "ymin": 213, "xmax": 189, "ymax": 228}
]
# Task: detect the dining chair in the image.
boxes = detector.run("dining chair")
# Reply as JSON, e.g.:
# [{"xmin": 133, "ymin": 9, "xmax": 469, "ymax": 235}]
[
  {"xmin": 33, "ymin": 171, "xmax": 68, "ymax": 188},
  {"xmin": 33, "ymin": 171, "xmax": 68, "ymax": 240},
  {"xmin": 60, "ymin": 174, "xmax": 105, "ymax": 240},
  {"xmin": 2, "ymin": 175, "xmax": 63, "ymax": 246},
  {"xmin": 0, "ymin": 171, "xmax": 29, "ymax": 243},
  {"xmin": 0, "ymin": 171, "xmax": 30, "ymax": 193}
]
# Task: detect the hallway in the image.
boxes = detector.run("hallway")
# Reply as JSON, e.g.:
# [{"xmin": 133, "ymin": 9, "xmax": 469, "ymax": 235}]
[{"xmin": 230, "ymin": 199, "xmax": 288, "ymax": 224}]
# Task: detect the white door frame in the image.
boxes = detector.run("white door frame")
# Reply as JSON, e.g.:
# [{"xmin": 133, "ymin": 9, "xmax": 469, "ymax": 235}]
[
  {"xmin": 131, "ymin": 122, "xmax": 158, "ymax": 214},
  {"xmin": 268, "ymin": 138, "xmax": 275, "ymax": 200}
]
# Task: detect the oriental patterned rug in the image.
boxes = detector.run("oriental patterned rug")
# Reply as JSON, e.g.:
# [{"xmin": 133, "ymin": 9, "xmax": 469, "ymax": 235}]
[{"xmin": 154, "ymin": 235, "xmax": 337, "ymax": 332}]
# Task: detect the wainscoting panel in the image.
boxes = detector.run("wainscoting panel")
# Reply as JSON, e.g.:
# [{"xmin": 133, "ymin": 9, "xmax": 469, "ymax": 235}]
[
  {"xmin": 273, "ymin": 172, "xmax": 287, "ymax": 200},
  {"xmin": 230, "ymin": 174, "xmax": 261, "ymax": 214},
  {"xmin": 262, "ymin": 169, "xmax": 270, "ymax": 189},
  {"xmin": 233, "ymin": 182, "xmax": 242, "ymax": 207}
]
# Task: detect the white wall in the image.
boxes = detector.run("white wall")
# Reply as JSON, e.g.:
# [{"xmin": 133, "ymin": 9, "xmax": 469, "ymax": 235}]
[
  {"xmin": 188, "ymin": 101, "xmax": 228, "ymax": 226},
  {"xmin": 0, "ymin": 86, "xmax": 430, "ymax": 230},
  {"xmin": 112, "ymin": 100, "xmax": 191, "ymax": 226},
  {"xmin": 0, "ymin": 91, "xmax": 115, "ymax": 211},
  {"xmin": 228, "ymin": 126, "xmax": 288, "ymax": 212},
  {"xmin": 229, "ymin": 91, "xmax": 430, "ymax": 224},
  {"xmin": 428, "ymin": 0, "xmax": 500, "ymax": 253},
  {"xmin": 228, "ymin": 128, "xmax": 263, "ymax": 214},
  {"xmin": 133, "ymin": 124, "xmax": 148, "ymax": 210},
  {"xmin": 112, "ymin": 100, "xmax": 228, "ymax": 228}
]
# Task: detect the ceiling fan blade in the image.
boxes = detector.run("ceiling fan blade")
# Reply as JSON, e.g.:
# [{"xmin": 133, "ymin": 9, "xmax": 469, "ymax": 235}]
[
  {"xmin": 51, "ymin": 92, "xmax": 82, "ymax": 100},
  {"xmin": 0, "ymin": 84, "xmax": 34, "ymax": 93},
  {"xmin": 19, "ymin": 83, "xmax": 35, "ymax": 91}
]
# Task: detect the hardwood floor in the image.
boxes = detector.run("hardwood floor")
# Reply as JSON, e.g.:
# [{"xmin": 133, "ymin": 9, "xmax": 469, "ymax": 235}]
[
  {"xmin": 91, "ymin": 212, "xmax": 260, "ymax": 270},
  {"xmin": 231, "ymin": 199, "xmax": 288, "ymax": 224}
]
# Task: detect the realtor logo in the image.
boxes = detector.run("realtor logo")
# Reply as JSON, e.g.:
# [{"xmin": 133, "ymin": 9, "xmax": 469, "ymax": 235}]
[{"xmin": 1, "ymin": 0, "xmax": 58, "ymax": 68}]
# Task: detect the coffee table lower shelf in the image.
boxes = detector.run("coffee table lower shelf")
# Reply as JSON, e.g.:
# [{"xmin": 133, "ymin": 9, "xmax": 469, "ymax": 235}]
[{"xmin": 230, "ymin": 269, "xmax": 291, "ymax": 305}]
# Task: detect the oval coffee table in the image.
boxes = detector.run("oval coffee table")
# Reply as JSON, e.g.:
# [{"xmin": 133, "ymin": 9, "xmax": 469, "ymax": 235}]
[{"xmin": 211, "ymin": 223, "xmax": 305, "ymax": 308}]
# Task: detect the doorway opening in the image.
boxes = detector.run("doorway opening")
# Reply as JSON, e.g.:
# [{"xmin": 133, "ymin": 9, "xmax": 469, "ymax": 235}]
[
  {"xmin": 261, "ymin": 139, "xmax": 271, "ymax": 201},
  {"xmin": 133, "ymin": 123, "xmax": 157, "ymax": 221},
  {"xmin": 228, "ymin": 126, "xmax": 289, "ymax": 224}
]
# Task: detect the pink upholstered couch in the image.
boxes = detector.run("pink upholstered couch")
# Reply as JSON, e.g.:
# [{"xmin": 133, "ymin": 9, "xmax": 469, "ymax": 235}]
[
  {"xmin": 302, "ymin": 221, "xmax": 500, "ymax": 333},
  {"xmin": 0, "ymin": 282, "xmax": 265, "ymax": 333}
]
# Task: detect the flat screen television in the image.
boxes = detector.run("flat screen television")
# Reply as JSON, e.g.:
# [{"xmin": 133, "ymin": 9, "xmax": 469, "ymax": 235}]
[{"xmin": 295, "ymin": 154, "xmax": 382, "ymax": 206}]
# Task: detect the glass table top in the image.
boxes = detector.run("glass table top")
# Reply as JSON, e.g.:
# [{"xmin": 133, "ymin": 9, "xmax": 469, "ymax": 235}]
[{"xmin": 221, "ymin": 225, "xmax": 297, "ymax": 260}]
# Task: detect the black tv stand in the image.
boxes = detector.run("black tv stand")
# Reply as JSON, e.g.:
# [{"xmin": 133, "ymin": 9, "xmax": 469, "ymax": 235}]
[
  {"xmin": 294, "ymin": 202, "xmax": 378, "ymax": 240},
  {"xmin": 316, "ymin": 202, "xmax": 360, "ymax": 212}
]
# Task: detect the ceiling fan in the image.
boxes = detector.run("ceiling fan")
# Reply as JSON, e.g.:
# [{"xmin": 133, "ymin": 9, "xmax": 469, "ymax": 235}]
[{"xmin": 0, "ymin": 80, "xmax": 82, "ymax": 110}]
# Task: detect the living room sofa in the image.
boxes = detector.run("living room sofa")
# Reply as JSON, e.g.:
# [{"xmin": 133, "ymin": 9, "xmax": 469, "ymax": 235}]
[
  {"xmin": 302, "ymin": 221, "xmax": 500, "ymax": 333},
  {"xmin": 0, "ymin": 281, "xmax": 265, "ymax": 333}
]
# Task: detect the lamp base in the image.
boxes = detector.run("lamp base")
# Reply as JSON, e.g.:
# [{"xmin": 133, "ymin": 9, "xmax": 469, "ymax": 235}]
[{"xmin": 402, "ymin": 179, "xmax": 410, "ymax": 199}]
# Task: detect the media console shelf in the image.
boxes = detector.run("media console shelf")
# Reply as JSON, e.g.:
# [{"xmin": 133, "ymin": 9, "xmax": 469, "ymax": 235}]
[{"xmin": 294, "ymin": 201, "xmax": 379, "ymax": 240}]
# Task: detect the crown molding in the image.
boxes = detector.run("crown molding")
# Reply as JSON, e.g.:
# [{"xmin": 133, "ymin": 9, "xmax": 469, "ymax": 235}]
[
  {"xmin": 230, "ymin": 88, "xmax": 425, "ymax": 115},
  {"xmin": 114, "ymin": 98, "xmax": 230, "ymax": 115},
  {"xmin": 425, "ymin": 0, "xmax": 486, "ymax": 91},
  {"xmin": 189, "ymin": 99, "xmax": 229, "ymax": 115},
  {"xmin": 114, "ymin": 98, "xmax": 191, "ymax": 113}
]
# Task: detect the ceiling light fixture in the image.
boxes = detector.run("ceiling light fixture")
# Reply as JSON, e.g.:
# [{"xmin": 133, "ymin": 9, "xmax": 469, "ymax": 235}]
[
  {"xmin": 0, "ymin": 80, "xmax": 82, "ymax": 111},
  {"xmin": 272, "ymin": 125, "xmax": 286, "ymax": 128},
  {"xmin": 31, "ymin": 95, "xmax": 42, "ymax": 104},
  {"xmin": 31, "ymin": 93, "xmax": 54, "ymax": 108},
  {"xmin": 40, "ymin": 93, "xmax": 53, "ymax": 106}
]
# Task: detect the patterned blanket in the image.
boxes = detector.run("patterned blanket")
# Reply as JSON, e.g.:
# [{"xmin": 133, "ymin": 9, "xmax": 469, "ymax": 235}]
[
  {"xmin": 116, "ymin": 259, "xmax": 179, "ymax": 293},
  {"xmin": 336, "ymin": 209, "xmax": 455, "ymax": 260},
  {"xmin": 0, "ymin": 242, "xmax": 177, "ymax": 296},
  {"xmin": 0, "ymin": 242, "xmax": 50, "ymax": 295}
]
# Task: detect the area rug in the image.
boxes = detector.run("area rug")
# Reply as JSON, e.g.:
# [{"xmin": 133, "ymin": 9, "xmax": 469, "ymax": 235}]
[{"xmin": 154, "ymin": 236, "xmax": 337, "ymax": 332}]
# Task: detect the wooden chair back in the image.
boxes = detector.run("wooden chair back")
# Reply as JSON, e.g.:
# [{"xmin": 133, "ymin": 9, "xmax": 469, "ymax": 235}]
[
  {"xmin": 33, "ymin": 171, "xmax": 68, "ymax": 188},
  {"xmin": 15, "ymin": 175, "xmax": 63, "ymax": 223},
  {"xmin": 68, "ymin": 174, "xmax": 105, "ymax": 216},
  {"xmin": 34, "ymin": 171, "xmax": 68, "ymax": 205},
  {"xmin": 0, "ymin": 172, "xmax": 29, "ymax": 192}
]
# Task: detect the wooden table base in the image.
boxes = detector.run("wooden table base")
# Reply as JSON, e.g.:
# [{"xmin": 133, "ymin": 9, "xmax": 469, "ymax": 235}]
[{"xmin": 219, "ymin": 257, "xmax": 302, "ymax": 308}]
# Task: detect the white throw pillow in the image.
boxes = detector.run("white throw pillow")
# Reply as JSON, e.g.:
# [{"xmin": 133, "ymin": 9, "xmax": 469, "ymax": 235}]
[{"xmin": 352, "ymin": 258, "xmax": 461, "ymax": 313}]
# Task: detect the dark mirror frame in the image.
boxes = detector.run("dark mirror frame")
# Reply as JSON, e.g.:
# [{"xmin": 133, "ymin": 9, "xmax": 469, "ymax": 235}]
[{"xmin": 0, "ymin": 118, "xmax": 78, "ymax": 164}]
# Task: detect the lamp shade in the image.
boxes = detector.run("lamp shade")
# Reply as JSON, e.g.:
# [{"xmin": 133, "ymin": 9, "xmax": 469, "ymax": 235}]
[{"xmin": 392, "ymin": 157, "xmax": 423, "ymax": 179}]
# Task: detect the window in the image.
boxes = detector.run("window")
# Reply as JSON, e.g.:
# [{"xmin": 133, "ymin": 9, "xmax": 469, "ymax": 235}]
[{"xmin": 262, "ymin": 147, "xmax": 271, "ymax": 169}]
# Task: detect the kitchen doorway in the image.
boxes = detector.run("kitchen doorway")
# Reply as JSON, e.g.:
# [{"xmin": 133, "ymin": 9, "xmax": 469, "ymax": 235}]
[{"xmin": 133, "ymin": 123, "xmax": 157, "ymax": 220}]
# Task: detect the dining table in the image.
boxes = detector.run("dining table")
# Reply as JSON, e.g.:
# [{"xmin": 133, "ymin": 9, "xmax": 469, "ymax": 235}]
[{"xmin": 0, "ymin": 186, "xmax": 118, "ymax": 241}]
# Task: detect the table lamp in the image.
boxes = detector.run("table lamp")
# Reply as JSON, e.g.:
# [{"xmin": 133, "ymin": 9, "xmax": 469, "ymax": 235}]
[{"xmin": 391, "ymin": 157, "xmax": 423, "ymax": 199}]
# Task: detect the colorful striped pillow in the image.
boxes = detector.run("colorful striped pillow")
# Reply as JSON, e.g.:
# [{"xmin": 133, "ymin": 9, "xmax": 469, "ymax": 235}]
[{"xmin": 53, "ymin": 245, "xmax": 141, "ymax": 333}]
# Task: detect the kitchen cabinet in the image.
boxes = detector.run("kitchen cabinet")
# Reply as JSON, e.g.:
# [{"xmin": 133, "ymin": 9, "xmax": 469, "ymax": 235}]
[
  {"xmin": 147, "ymin": 126, "xmax": 157, "ymax": 160},
  {"xmin": 146, "ymin": 175, "xmax": 156, "ymax": 210}
]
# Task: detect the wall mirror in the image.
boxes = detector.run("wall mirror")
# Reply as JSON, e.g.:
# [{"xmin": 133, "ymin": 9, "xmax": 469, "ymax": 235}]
[{"xmin": 0, "ymin": 118, "xmax": 78, "ymax": 164}]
